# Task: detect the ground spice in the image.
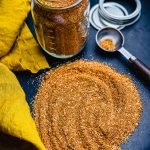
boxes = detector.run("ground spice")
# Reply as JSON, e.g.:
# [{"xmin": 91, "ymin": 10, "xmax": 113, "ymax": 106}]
[
  {"xmin": 34, "ymin": 60, "xmax": 142, "ymax": 150},
  {"xmin": 100, "ymin": 38, "xmax": 116, "ymax": 51},
  {"xmin": 32, "ymin": 0, "xmax": 89, "ymax": 57},
  {"xmin": 38, "ymin": 0, "xmax": 78, "ymax": 8}
]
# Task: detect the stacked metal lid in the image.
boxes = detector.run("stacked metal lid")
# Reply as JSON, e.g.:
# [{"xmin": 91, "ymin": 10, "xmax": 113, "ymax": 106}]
[{"xmin": 90, "ymin": 0, "xmax": 142, "ymax": 30}]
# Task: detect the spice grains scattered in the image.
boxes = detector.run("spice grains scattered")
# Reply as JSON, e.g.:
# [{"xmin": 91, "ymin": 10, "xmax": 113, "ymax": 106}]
[{"xmin": 34, "ymin": 60, "xmax": 142, "ymax": 150}]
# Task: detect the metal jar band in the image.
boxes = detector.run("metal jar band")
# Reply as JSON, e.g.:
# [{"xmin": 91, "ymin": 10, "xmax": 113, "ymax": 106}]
[{"xmin": 99, "ymin": 0, "xmax": 141, "ymax": 26}]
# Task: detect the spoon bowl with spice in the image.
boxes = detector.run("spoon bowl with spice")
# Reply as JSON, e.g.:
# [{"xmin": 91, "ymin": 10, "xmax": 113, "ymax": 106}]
[{"xmin": 96, "ymin": 27, "xmax": 150, "ymax": 82}]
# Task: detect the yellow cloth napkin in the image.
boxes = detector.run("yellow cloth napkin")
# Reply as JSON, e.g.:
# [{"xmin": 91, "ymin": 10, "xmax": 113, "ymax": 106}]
[
  {"xmin": 0, "ymin": 0, "xmax": 49, "ymax": 73},
  {"xmin": 0, "ymin": 63, "xmax": 46, "ymax": 150},
  {"xmin": 1, "ymin": 23, "xmax": 49, "ymax": 73}
]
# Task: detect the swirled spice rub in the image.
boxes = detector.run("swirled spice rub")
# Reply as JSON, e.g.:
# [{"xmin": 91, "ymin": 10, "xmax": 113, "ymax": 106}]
[{"xmin": 34, "ymin": 60, "xmax": 142, "ymax": 150}]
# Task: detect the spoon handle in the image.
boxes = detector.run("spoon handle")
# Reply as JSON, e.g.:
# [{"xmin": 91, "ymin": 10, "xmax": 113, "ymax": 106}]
[
  {"xmin": 129, "ymin": 57, "xmax": 150, "ymax": 82},
  {"xmin": 118, "ymin": 47, "xmax": 150, "ymax": 82}
]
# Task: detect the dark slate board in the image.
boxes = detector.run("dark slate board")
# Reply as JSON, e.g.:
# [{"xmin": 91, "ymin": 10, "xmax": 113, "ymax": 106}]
[{"xmin": 15, "ymin": 0, "xmax": 150, "ymax": 149}]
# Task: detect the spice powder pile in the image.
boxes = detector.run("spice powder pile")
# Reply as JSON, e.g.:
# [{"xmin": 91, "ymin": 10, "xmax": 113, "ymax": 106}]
[
  {"xmin": 34, "ymin": 60, "xmax": 142, "ymax": 150},
  {"xmin": 100, "ymin": 39, "xmax": 116, "ymax": 51}
]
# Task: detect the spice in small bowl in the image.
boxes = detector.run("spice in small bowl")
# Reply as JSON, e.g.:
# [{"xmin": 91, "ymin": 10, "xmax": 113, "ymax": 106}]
[{"xmin": 99, "ymin": 38, "xmax": 116, "ymax": 51}]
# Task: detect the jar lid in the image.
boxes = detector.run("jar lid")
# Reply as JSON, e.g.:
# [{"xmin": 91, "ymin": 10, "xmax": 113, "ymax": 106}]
[
  {"xmin": 89, "ymin": 3, "xmax": 128, "ymax": 30},
  {"xmin": 99, "ymin": 0, "xmax": 141, "ymax": 26},
  {"xmin": 89, "ymin": 0, "xmax": 141, "ymax": 30}
]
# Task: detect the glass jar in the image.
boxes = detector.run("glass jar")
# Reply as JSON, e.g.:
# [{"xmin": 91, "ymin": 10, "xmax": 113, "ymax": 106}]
[{"xmin": 31, "ymin": 0, "xmax": 90, "ymax": 59}]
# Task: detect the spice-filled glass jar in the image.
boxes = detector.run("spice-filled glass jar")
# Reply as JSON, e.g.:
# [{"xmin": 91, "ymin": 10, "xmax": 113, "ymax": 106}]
[{"xmin": 31, "ymin": 0, "xmax": 90, "ymax": 59}]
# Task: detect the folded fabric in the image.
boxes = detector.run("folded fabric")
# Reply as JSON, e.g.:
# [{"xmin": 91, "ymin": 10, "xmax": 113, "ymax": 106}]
[
  {"xmin": 1, "ymin": 23, "xmax": 49, "ymax": 73},
  {"xmin": 0, "ymin": 63, "xmax": 46, "ymax": 150},
  {"xmin": 0, "ymin": 0, "xmax": 49, "ymax": 73},
  {"xmin": 0, "ymin": 0, "xmax": 30, "ymax": 57}
]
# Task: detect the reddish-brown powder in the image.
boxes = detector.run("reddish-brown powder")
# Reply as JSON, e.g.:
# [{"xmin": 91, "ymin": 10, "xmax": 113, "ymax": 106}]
[
  {"xmin": 32, "ymin": 0, "xmax": 89, "ymax": 56},
  {"xmin": 38, "ymin": 0, "xmax": 78, "ymax": 8},
  {"xmin": 99, "ymin": 38, "xmax": 116, "ymax": 51},
  {"xmin": 34, "ymin": 60, "xmax": 142, "ymax": 150}
]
